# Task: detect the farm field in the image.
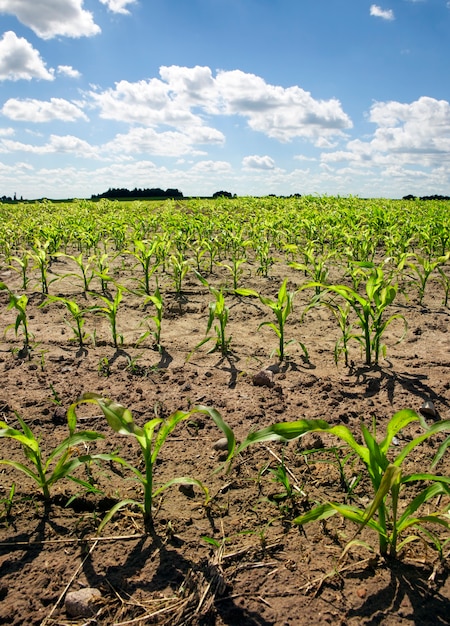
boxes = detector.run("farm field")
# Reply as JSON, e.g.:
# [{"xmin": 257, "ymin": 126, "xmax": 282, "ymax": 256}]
[{"xmin": 0, "ymin": 196, "xmax": 449, "ymax": 625}]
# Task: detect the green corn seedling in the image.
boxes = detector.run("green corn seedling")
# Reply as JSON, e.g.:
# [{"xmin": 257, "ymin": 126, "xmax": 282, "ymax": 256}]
[
  {"xmin": 399, "ymin": 252, "xmax": 450, "ymax": 305},
  {"xmin": 94, "ymin": 252, "xmax": 112, "ymax": 295},
  {"xmin": 219, "ymin": 257, "xmax": 248, "ymax": 291},
  {"xmin": 90, "ymin": 287, "xmax": 124, "ymax": 348},
  {"xmin": 41, "ymin": 295, "xmax": 90, "ymax": 347},
  {"xmin": 304, "ymin": 265, "xmax": 407, "ymax": 366},
  {"xmin": 127, "ymin": 239, "xmax": 159, "ymax": 295},
  {"xmin": 290, "ymin": 242, "xmax": 331, "ymax": 295},
  {"xmin": 234, "ymin": 410, "xmax": 450, "ymax": 559},
  {"xmin": 0, "ymin": 409, "xmax": 106, "ymax": 504},
  {"xmin": 74, "ymin": 394, "xmax": 235, "ymax": 532},
  {"xmin": 1, "ymin": 282, "xmax": 33, "ymax": 356},
  {"xmin": 57, "ymin": 252, "xmax": 96, "ymax": 294},
  {"xmin": 31, "ymin": 241, "xmax": 57, "ymax": 294},
  {"xmin": 137, "ymin": 284, "xmax": 164, "ymax": 351},
  {"xmin": 9, "ymin": 252, "xmax": 31, "ymax": 290},
  {"xmin": 169, "ymin": 252, "xmax": 190, "ymax": 297},
  {"xmin": 190, "ymin": 271, "xmax": 232, "ymax": 357},
  {"xmin": 237, "ymin": 279, "xmax": 308, "ymax": 361}
]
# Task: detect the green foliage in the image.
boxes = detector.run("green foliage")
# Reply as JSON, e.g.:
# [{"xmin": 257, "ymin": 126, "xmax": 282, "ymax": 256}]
[
  {"xmin": 399, "ymin": 252, "xmax": 450, "ymax": 305},
  {"xmin": 41, "ymin": 295, "xmax": 90, "ymax": 347},
  {"xmin": 304, "ymin": 264, "xmax": 407, "ymax": 366},
  {"xmin": 234, "ymin": 410, "xmax": 450, "ymax": 559},
  {"xmin": 237, "ymin": 279, "xmax": 308, "ymax": 361},
  {"xmin": 137, "ymin": 284, "xmax": 163, "ymax": 351},
  {"xmin": 1, "ymin": 282, "xmax": 33, "ymax": 356},
  {"xmin": 190, "ymin": 271, "xmax": 232, "ymax": 357},
  {"xmin": 74, "ymin": 394, "xmax": 235, "ymax": 532},
  {"xmin": 0, "ymin": 410, "xmax": 106, "ymax": 502},
  {"xmin": 90, "ymin": 287, "xmax": 124, "ymax": 348}
]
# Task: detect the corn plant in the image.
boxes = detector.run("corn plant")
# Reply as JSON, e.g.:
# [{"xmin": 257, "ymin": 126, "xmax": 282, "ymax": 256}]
[
  {"xmin": 74, "ymin": 393, "xmax": 235, "ymax": 532},
  {"xmin": 237, "ymin": 279, "xmax": 308, "ymax": 361},
  {"xmin": 9, "ymin": 251, "xmax": 31, "ymax": 290},
  {"xmin": 0, "ymin": 410, "xmax": 106, "ymax": 504},
  {"xmin": 304, "ymin": 265, "xmax": 407, "ymax": 366},
  {"xmin": 0, "ymin": 482, "xmax": 15, "ymax": 519},
  {"xmin": 289, "ymin": 242, "xmax": 331, "ymax": 295},
  {"xmin": 57, "ymin": 252, "xmax": 96, "ymax": 294},
  {"xmin": 136, "ymin": 284, "xmax": 164, "ymax": 352},
  {"xmin": 90, "ymin": 287, "xmax": 123, "ymax": 348},
  {"xmin": 438, "ymin": 266, "xmax": 450, "ymax": 307},
  {"xmin": 169, "ymin": 252, "xmax": 190, "ymax": 297},
  {"xmin": 219, "ymin": 257, "xmax": 248, "ymax": 291},
  {"xmin": 1, "ymin": 282, "xmax": 33, "ymax": 356},
  {"xmin": 93, "ymin": 251, "xmax": 113, "ymax": 295},
  {"xmin": 190, "ymin": 272, "xmax": 232, "ymax": 357},
  {"xmin": 234, "ymin": 410, "xmax": 450, "ymax": 559},
  {"xmin": 398, "ymin": 252, "xmax": 450, "ymax": 305},
  {"xmin": 41, "ymin": 295, "xmax": 90, "ymax": 348},
  {"xmin": 255, "ymin": 239, "xmax": 274, "ymax": 277},
  {"xmin": 310, "ymin": 298, "xmax": 357, "ymax": 367},
  {"xmin": 31, "ymin": 240, "xmax": 56, "ymax": 294},
  {"xmin": 127, "ymin": 239, "xmax": 159, "ymax": 295}
]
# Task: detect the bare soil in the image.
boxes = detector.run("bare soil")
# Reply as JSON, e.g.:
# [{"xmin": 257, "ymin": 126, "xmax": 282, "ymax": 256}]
[{"xmin": 0, "ymin": 252, "xmax": 449, "ymax": 625}]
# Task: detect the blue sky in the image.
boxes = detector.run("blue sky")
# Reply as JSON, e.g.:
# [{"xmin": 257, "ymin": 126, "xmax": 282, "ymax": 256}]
[{"xmin": 0, "ymin": 0, "xmax": 449, "ymax": 199}]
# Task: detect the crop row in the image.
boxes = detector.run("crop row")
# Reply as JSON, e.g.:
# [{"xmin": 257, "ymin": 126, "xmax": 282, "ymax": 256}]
[{"xmin": 0, "ymin": 198, "xmax": 450, "ymax": 365}]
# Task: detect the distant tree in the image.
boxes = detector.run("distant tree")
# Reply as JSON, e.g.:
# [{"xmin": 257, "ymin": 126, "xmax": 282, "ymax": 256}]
[
  {"xmin": 403, "ymin": 193, "xmax": 450, "ymax": 201},
  {"xmin": 91, "ymin": 187, "xmax": 183, "ymax": 200},
  {"xmin": 212, "ymin": 190, "xmax": 233, "ymax": 199}
]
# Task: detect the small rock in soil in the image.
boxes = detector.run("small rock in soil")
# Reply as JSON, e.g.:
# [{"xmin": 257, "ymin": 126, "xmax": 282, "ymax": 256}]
[
  {"xmin": 252, "ymin": 369, "xmax": 274, "ymax": 387},
  {"xmin": 213, "ymin": 437, "xmax": 229, "ymax": 451},
  {"xmin": 52, "ymin": 406, "xmax": 67, "ymax": 425},
  {"xmin": 65, "ymin": 587, "xmax": 101, "ymax": 618},
  {"xmin": 420, "ymin": 399, "xmax": 437, "ymax": 418}
]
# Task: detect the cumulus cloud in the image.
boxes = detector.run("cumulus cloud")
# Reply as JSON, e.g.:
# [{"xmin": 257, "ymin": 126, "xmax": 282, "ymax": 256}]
[
  {"xmin": 0, "ymin": 0, "xmax": 100, "ymax": 39},
  {"xmin": 89, "ymin": 65, "xmax": 352, "ymax": 145},
  {"xmin": 1, "ymin": 134, "xmax": 99, "ymax": 157},
  {"xmin": 57, "ymin": 65, "xmax": 81, "ymax": 79},
  {"xmin": 0, "ymin": 31, "xmax": 54, "ymax": 81},
  {"xmin": 0, "ymin": 127, "xmax": 14, "ymax": 137},
  {"xmin": 242, "ymin": 155, "xmax": 276, "ymax": 170},
  {"xmin": 370, "ymin": 5, "xmax": 395, "ymax": 20},
  {"xmin": 322, "ymin": 96, "xmax": 450, "ymax": 168},
  {"xmin": 99, "ymin": 0, "xmax": 137, "ymax": 15},
  {"xmin": 103, "ymin": 126, "xmax": 223, "ymax": 158},
  {"xmin": 2, "ymin": 97, "xmax": 88, "ymax": 122}
]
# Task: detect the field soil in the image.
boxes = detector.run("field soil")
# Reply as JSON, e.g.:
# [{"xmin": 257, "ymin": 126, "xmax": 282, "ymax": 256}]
[{"xmin": 0, "ymin": 253, "xmax": 449, "ymax": 625}]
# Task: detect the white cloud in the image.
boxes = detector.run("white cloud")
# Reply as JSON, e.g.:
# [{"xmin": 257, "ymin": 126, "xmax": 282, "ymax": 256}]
[
  {"xmin": 103, "ymin": 126, "xmax": 221, "ymax": 158},
  {"xmin": 99, "ymin": 0, "xmax": 137, "ymax": 15},
  {"xmin": 190, "ymin": 160, "xmax": 232, "ymax": 173},
  {"xmin": 242, "ymin": 155, "xmax": 276, "ymax": 170},
  {"xmin": 1, "ymin": 134, "xmax": 99, "ymax": 158},
  {"xmin": 0, "ymin": 31, "xmax": 54, "ymax": 81},
  {"xmin": 0, "ymin": 127, "xmax": 14, "ymax": 137},
  {"xmin": 89, "ymin": 66, "xmax": 352, "ymax": 145},
  {"xmin": 370, "ymin": 5, "xmax": 395, "ymax": 20},
  {"xmin": 57, "ymin": 65, "xmax": 81, "ymax": 79},
  {"xmin": 2, "ymin": 97, "xmax": 88, "ymax": 122},
  {"xmin": 215, "ymin": 69, "xmax": 352, "ymax": 142},
  {"xmin": 0, "ymin": 0, "xmax": 100, "ymax": 39},
  {"xmin": 322, "ymin": 96, "xmax": 450, "ymax": 169}
]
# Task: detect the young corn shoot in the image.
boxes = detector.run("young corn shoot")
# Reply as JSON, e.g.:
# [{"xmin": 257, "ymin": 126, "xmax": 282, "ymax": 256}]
[
  {"xmin": 41, "ymin": 295, "xmax": 90, "ymax": 348},
  {"xmin": 74, "ymin": 394, "xmax": 235, "ymax": 532},
  {"xmin": 190, "ymin": 271, "xmax": 232, "ymax": 357},
  {"xmin": 303, "ymin": 265, "xmax": 407, "ymax": 366},
  {"xmin": 237, "ymin": 279, "xmax": 308, "ymax": 362},
  {"xmin": 0, "ymin": 409, "xmax": 106, "ymax": 504},
  {"xmin": 1, "ymin": 282, "xmax": 33, "ymax": 357},
  {"xmin": 233, "ymin": 410, "xmax": 450, "ymax": 559}
]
